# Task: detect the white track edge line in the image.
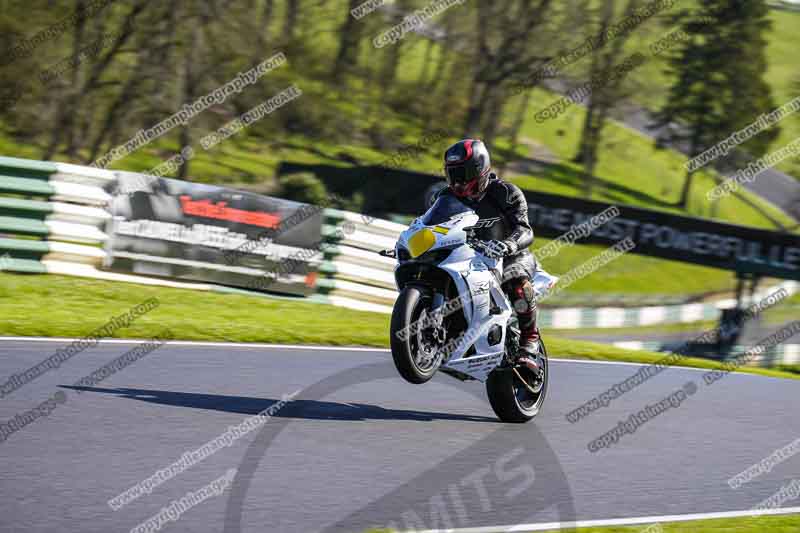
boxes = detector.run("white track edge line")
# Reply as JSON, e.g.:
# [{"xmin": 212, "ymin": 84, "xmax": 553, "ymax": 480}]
[
  {"xmin": 0, "ymin": 337, "xmax": 776, "ymax": 376},
  {"xmin": 406, "ymin": 506, "xmax": 800, "ymax": 532},
  {"xmin": 0, "ymin": 336, "xmax": 389, "ymax": 352}
]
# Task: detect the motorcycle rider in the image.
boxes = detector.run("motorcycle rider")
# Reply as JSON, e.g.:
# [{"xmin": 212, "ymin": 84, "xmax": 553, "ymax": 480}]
[{"xmin": 437, "ymin": 139, "xmax": 542, "ymax": 373}]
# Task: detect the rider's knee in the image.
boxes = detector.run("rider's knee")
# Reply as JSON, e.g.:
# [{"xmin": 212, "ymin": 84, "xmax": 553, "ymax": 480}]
[{"xmin": 504, "ymin": 277, "xmax": 536, "ymax": 314}]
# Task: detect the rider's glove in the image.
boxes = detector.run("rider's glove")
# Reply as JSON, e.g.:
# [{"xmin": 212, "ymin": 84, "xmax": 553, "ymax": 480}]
[{"xmin": 470, "ymin": 239, "xmax": 516, "ymax": 259}]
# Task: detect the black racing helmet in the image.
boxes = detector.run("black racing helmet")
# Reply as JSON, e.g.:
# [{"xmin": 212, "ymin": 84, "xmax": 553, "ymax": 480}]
[{"xmin": 443, "ymin": 139, "xmax": 491, "ymax": 198}]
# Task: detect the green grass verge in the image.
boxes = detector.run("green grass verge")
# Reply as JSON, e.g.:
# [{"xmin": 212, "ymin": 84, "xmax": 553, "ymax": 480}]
[
  {"xmin": 775, "ymin": 364, "xmax": 800, "ymax": 376},
  {"xmin": 1, "ymin": 273, "xmax": 798, "ymax": 381},
  {"xmin": 0, "ymin": 273, "xmax": 387, "ymax": 347},
  {"xmin": 367, "ymin": 513, "xmax": 800, "ymax": 532},
  {"xmin": 541, "ymin": 514, "xmax": 800, "ymax": 533}
]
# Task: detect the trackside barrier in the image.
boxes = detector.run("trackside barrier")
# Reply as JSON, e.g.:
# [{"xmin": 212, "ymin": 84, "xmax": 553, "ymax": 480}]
[
  {"xmin": 316, "ymin": 208, "xmax": 403, "ymax": 313},
  {"xmin": 318, "ymin": 208, "xmax": 800, "ymax": 328},
  {"xmin": 0, "ymin": 156, "xmax": 111, "ymax": 274},
  {"xmin": 0, "ymin": 156, "xmax": 322, "ymax": 297},
  {"xmin": 1, "ymin": 156, "xmax": 797, "ymax": 332}
]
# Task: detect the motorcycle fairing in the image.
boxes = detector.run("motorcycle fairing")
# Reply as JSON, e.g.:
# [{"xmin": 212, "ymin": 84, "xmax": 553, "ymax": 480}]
[{"xmin": 395, "ymin": 204, "xmax": 512, "ymax": 382}]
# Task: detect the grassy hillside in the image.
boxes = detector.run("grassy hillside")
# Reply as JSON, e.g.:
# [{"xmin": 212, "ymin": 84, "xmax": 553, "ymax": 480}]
[{"xmin": 507, "ymin": 89, "xmax": 795, "ymax": 230}]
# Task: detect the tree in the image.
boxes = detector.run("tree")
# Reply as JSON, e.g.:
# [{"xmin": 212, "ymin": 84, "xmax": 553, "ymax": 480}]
[
  {"xmin": 462, "ymin": 0, "xmax": 555, "ymax": 137},
  {"xmin": 654, "ymin": 0, "xmax": 778, "ymax": 209},
  {"xmin": 283, "ymin": 0, "xmax": 300, "ymax": 44},
  {"xmin": 87, "ymin": 3, "xmax": 179, "ymax": 163},
  {"xmin": 332, "ymin": 0, "xmax": 367, "ymax": 83},
  {"xmin": 43, "ymin": 0, "xmax": 152, "ymax": 160},
  {"xmin": 249, "ymin": 0, "xmax": 276, "ymax": 65},
  {"xmin": 375, "ymin": 0, "xmax": 414, "ymax": 104},
  {"xmin": 573, "ymin": 0, "xmax": 644, "ymax": 199}
]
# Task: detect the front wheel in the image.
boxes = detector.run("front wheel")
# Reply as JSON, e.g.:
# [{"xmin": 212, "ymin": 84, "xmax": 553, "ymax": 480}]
[
  {"xmin": 486, "ymin": 340, "xmax": 548, "ymax": 423},
  {"xmin": 390, "ymin": 285, "xmax": 440, "ymax": 384}
]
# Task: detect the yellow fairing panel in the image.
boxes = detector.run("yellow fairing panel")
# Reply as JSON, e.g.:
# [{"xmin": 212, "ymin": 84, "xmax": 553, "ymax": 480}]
[{"xmin": 408, "ymin": 228, "xmax": 436, "ymax": 258}]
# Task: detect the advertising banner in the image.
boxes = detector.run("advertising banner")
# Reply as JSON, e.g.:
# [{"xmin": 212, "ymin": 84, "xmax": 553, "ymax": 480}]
[
  {"xmin": 525, "ymin": 190, "xmax": 800, "ymax": 281},
  {"xmin": 106, "ymin": 172, "xmax": 323, "ymax": 296}
]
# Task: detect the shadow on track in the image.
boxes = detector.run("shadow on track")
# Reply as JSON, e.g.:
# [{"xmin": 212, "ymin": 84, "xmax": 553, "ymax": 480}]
[{"xmin": 59, "ymin": 385, "xmax": 498, "ymax": 423}]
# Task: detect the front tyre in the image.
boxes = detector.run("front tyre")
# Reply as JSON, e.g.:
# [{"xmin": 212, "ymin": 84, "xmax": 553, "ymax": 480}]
[
  {"xmin": 390, "ymin": 285, "xmax": 439, "ymax": 384},
  {"xmin": 486, "ymin": 340, "xmax": 548, "ymax": 423}
]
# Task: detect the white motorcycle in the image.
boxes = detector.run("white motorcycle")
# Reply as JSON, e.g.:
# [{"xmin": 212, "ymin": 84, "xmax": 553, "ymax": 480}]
[{"xmin": 380, "ymin": 195, "xmax": 558, "ymax": 423}]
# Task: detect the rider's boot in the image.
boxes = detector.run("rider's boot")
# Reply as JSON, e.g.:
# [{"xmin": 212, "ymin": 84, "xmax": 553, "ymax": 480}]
[
  {"xmin": 516, "ymin": 308, "xmax": 542, "ymax": 376},
  {"xmin": 506, "ymin": 277, "xmax": 542, "ymax": 375}
]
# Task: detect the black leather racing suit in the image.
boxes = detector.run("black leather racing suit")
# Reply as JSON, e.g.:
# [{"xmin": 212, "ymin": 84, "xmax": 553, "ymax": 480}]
[{"xmin": 437, "ymin": 174, "xmax": 540, "ymax": 344}]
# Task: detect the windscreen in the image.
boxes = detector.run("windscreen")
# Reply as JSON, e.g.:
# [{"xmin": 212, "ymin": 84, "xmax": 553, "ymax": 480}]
[{"xmin": 421, "ymin": 194, "xmax": 472, "ymax": 226}]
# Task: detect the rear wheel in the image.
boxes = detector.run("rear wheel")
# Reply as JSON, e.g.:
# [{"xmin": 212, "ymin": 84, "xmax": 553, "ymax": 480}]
[
  {"xmin": 486, "ymin": 339, "xmax": 548, "ymax": 423},
  {"xmin": 390, "ymin": 285, "xmax": 441, "ymax": 384}
]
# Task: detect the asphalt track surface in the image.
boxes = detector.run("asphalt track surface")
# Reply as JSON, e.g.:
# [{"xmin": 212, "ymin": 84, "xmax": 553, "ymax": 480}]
[{"xmin": 1, "ymin": 338, "xmax": 798, "ymax": 533}]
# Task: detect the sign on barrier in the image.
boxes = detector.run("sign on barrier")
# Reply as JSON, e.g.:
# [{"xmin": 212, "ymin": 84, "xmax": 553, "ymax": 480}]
[
  {"xmin": 106, "ymin": 172, "xmax": 323, "ymax": 296},
  {"xmin": 525, "ymin": 190, "xmax": 800, "ymax": 281}
]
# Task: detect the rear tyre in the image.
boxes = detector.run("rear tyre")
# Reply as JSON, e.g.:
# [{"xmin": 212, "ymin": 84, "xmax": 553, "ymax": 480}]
[
  {"xmin": 390, "ymin": 285, "xmax": 439, "ymax": 384},
  {"xmin": 486, "ymin": 340, "xmax": 548, "ymax": 423}
]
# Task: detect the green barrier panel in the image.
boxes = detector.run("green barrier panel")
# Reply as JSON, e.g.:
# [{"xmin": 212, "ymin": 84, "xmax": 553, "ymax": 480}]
[
  {"xmin": 323, "ymin": 209, "xmax": 347, "ymax": 223},
  {"xmin": 314, "ymin": 278, "xmax": 337, "ymax": 294},
  {"xmin": 320, "ymin": 225, "xmax": 346, "ymax": 243},
  {"xmin": 538, "ymin": 310, "xmax": 553, "ymax": 328},
  {"xmin": 0, "ymin": 176, "xmax": 55, "ymax": 197},
  {"xmin": 623, "ymin": 307, "xmax": 641, "ymax": 326},
  {"xmin": 702, "ymin": 305, "xmax": 720, "ymax": 320},
  {"xmin": 580, "ymin": 308, "xmax": 598, "ymax": 328},
  {"xmin": 665, "ymin": 305, "xmax": 683, "ymax": 323},
  {"xmin": 0, "ymin": 216, "xmax": 49, "ymax": 237},
  {"xmin": 322, "ymin": 244, "xmax": 342, "ymax": 260},
  {"xmin": 0, "ymin": 197, "xmax": 52, "ymax": 219},
  {"xmin": 0, "ymin": 156, "xmax": 57, "ymax": 180},
  {"xmin": 0, "ymin": 257, "xmax": 47, "ymax": 274},
  {"xmin": 0, "ymin": 238, "xmax": 49, "ymax": 260},
  {"xmin": 317, "ymin": 261, "xmax": 337, "ymax": 276}
]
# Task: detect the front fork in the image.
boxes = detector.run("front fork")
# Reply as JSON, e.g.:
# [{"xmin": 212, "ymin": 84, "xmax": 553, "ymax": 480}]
[
  {"xmin": 504, "ymin": 317, "xmax": 521, "ymax": 365},
  {"xmin": 428, "ymin": 292, "xmax": 447, "ymax": 345}
]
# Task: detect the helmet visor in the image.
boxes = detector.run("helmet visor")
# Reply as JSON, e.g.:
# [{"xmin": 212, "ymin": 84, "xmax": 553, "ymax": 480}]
[{"xmin": 445, "ymin": 165, "xmax": 468, "ymax": 185}]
